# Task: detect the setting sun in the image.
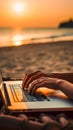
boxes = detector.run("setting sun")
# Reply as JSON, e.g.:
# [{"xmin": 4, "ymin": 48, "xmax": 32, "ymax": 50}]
[
  {"xmin": 14, "ymin": 3, "xmax": 23, "ymax": 13},
  {"xmin": 0, "ymin": 0, "xmax": 73, "ymax": 28}
]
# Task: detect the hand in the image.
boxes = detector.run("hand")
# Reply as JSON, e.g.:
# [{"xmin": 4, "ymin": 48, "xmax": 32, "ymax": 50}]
[
  {"xmin": 22, "ymin": 71, "xmax": 60, "ymax": 94},
  {"xmin": 22, "ymin": 71, "xmax": 49, "ymax": 89},
  {"xmin": 26, "ymin": 77, "xmax": 59, "ymax": 94}
]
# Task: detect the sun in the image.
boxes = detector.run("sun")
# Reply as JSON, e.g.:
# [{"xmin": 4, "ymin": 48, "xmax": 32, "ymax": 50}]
[
  {"xmin": 14, "ymin": 2, "xmax": 24, "ymax": 13},
  {"xmin": 12, "ymin": 2, "xmax": 29, "ymax": 16}
]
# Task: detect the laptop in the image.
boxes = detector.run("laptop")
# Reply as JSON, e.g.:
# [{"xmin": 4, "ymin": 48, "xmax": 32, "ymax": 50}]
[{"xmin": 0, "ymin": 74, "xmax": 73, "ymax": 113}]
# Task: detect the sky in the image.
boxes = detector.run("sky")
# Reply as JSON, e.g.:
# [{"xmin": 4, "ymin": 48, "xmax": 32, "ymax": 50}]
[{"xmin": 0, "ymin": 0, "xmax": 73, "ymax": 28}]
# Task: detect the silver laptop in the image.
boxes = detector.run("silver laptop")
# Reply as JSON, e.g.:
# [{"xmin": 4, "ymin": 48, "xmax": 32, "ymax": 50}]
[{"xmin": 0, "ymin": 75, "xmax": 73, "ymax": 113}]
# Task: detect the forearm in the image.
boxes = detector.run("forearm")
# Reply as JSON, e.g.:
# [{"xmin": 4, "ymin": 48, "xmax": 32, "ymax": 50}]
[
  {"xmin": 56, "ymin": 79, "xmax": 73, "ymax": 100},
  {"xmin": 47, "ymin": 73, "xmax": 73, "ymax": 83}
]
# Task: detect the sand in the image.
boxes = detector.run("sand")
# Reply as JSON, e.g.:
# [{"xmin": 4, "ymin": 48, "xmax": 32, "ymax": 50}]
[{"xmin": 0, "ymin": 41, "xmax": 73, "ymax": 79}]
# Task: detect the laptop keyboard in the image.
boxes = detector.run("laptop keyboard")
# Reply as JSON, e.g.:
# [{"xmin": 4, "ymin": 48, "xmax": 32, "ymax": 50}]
[
  {"xmin": 24, "ymin": 90, "xmax": 46, "ymax": 101},
  {"xmin": 10, "ymin": 84, "xmax": 28, "ymax": 102},
  {"xmin": 10, "ymin": 84, "xmax": 49, "ymax": 102}
]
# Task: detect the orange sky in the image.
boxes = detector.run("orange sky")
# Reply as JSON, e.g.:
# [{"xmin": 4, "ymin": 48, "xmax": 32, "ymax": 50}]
[{"xmin": 0, "ymin": 0, "xmax": 73, "ymax": 28}]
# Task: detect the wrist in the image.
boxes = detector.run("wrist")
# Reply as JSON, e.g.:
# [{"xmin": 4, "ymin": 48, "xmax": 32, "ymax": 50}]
[{"xmin": 56, "ymin": 79, "xmax": 64, "ymax": 89}]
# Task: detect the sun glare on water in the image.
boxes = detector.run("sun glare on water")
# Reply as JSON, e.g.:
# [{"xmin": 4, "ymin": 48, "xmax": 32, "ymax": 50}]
[{"xmin": 12, "ymin": 35, "xmax": 23, "ymax": 46}]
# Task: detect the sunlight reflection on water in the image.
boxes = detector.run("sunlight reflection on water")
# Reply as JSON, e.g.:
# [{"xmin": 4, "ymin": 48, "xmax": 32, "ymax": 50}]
[{"xmin": 0, "ymin": 28, "xmax": 73, "ymax": 47}]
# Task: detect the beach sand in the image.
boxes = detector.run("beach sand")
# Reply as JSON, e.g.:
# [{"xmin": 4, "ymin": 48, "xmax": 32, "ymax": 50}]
[{"xmin": 0, "ymin": 41, "xmax": 73, "ymax": 79}]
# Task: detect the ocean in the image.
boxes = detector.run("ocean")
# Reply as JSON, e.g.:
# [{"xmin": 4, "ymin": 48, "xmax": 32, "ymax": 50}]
[{"xmin": 0, "ymin": 28, "xmax": 73, "ymax": 47}]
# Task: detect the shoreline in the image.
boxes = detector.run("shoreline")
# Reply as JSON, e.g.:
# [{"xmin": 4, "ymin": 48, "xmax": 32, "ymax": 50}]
[{"xmin": 0, "ymin": 40, "xmax": 73, "ymax": 49}]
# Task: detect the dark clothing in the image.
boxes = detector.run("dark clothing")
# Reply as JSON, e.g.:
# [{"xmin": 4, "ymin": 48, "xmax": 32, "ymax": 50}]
[
  {"xmin": 0, "ymin": 115, "xmax": 43, "ymax": 130},
  {"xmin": 0, "ymin": 115, "xmax": 25, "ymax": 130}
]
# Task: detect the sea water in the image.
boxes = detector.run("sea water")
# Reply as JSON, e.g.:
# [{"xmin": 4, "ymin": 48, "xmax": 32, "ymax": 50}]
[{"xmin": 0, "ymin": 28, "xmax": 73, "ymax": 47}]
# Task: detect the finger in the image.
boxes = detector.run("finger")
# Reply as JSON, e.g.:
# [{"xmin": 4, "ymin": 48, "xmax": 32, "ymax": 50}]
[
  {"xmin": 27, "ymin": 80, "xmax": 44, "ymax": 93},
  {"xmin": 32, "ymin": 81, "xmax": 51, "ymax": 94},
  {"xmin": 22, "ymin": 71, "xmax": 41, "ymax": 88},
  {"xmin": 30, "ymin": 78, "xmax": 57, "ymax": 94},
  {"xmin": 24, "ymin": 71, "xmax": 42, "ymax": 88},
  {"xmin": 23, "ymin": 71, "xmax": 41, "ymax": 87},
  {"xmin": 26, "ymin": 77, "xmax": 44, "ymax": 92},
  {"xmin": 29, "ymin": 80, "xmax": 50, "ymax": 94},
  {"xmin": 22, "ymin": 73, "xmax": 28, "ymax": 88},
  {"xmin": 29, "ymin": 77, "xmax": 58, "ymax": 93},
  {"xmin": 40, "ymin": 114, "xmax": 58, "ymax": 124},
  {"xmin": 24, "ymin": 72, "xmax": 49, "ymax": 89}
]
